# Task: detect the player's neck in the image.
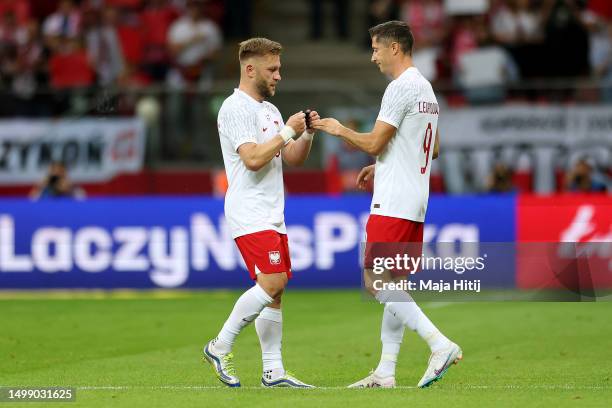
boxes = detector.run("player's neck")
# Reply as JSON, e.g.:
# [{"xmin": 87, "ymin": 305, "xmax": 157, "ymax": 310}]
[
  {"xmin": 390, "ymin": 59, "xmax": 414, "ymax": 80},
  {"xmin": 238, "ymin": 83, "xmax": 265, "ymax": 103}
]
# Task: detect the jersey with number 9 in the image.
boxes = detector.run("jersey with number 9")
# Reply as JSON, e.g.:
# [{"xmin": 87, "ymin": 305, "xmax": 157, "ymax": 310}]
[{"xmin": 372, "ymin": 67, "xmax": 439, "ymax": 222}]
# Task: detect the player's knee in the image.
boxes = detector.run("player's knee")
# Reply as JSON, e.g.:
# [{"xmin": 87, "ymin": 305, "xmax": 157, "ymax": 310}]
[
  {"xmin": 258, "ymin": 273, "xmax": 288, "ymax": 299},
  {"xmin": 269, "ymin": 296, "xmax": 282, "ymax": 308},
  {"xmin": 263, "ymin": 285, "xmax": 284, "ymax": 300}
]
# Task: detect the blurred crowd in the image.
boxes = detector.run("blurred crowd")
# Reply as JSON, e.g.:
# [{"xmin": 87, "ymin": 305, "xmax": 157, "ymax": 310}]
[
  {"xmin": 0, "ymin": 0, "xmax": 229, "ymax": 116},
  {"xmin": 365, "ymin": 0, "xmax": 612, "ymax": 103},
  {"xmin": 1, "ymin": 0, "xmax": 611, "ymax": 115},
  {"xmin": 320, "ymin": 0, "xmax": 612, "ymax": 194},
  {"xmin": 1, "ymin": 0, "xmax": 611, "ymax": 190}
]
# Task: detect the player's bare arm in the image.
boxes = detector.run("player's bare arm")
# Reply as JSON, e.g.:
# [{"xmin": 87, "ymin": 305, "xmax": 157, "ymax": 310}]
[
  {"xmin": 282, "ymin": 110, "xmax": 320, "ymax": 166},
  {"xmin": 312, "ymin": 118, "xmax": 396, "ymax": 156},
  {"xmin": 433, "ymin": 128, "xmax": 440, "ymax": 160},
  {"xmin": 238, "ymin": 111, "xmax": 306, "ymax": 171}
]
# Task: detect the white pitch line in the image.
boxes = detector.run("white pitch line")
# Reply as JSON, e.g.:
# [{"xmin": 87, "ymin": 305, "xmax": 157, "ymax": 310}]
[
  {"xmin": 423, "ymin": 302, "xmax": 454, "ymax": 309},
  {"xmin": 76, "ymin": 385, "xmax": 611, "ymax": 391}
]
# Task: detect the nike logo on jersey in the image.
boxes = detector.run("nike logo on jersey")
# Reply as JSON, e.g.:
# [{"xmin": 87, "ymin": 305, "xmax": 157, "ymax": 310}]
[{"xmin": 262, "ymin": 128, "xmax": 268, "ymax": 132}]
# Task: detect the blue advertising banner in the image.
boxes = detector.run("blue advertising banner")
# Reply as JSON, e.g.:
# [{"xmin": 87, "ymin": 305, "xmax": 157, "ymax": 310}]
[{"xmin": 0, "ymin": 195, "xmax": 516, "ymax": 289}]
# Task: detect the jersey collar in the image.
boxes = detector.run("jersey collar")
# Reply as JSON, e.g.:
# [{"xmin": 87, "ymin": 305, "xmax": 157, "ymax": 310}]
[
  {"xmin": 234, "ymin": 88, "xmax": 263, "ymax": 107},
  {"xmin": 398, "ymin": 66, "xmax": 419, "ymax": 79}
]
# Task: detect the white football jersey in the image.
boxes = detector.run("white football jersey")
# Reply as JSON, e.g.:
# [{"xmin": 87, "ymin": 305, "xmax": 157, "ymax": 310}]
[
  {"xmin": 218, "ymin": 88, "xmax": 286, "ymax": 238},
  {"xmin": 372, "ymin": 67, "xmax": 439, "ymax": 222}
]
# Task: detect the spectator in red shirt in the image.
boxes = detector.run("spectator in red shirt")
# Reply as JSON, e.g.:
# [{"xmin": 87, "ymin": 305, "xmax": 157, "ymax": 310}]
[
  {"xmin": 105, "ymin": 0, "xmax": 142, "ymax": 10},
  {"xmin": 0, "ymin": 0, "xmax": 29, "ymax": 25},
  {"xmin": 140, "ymin": 0, "xmax": 178, "ymax": 81},
  {"xmin": 48, "ymin": 35, "xmax": 94, "ymax": 115},
  {"xmin": 49, "ymin": 36, "xmax": 94, "ymax": 89},
  {"xmin": 588, "ymin": 0, "xmax": 612, "ymax": 21},
  {"xmin": 400, "ymin": 0, "xmax": 446, "ymax": 50}
]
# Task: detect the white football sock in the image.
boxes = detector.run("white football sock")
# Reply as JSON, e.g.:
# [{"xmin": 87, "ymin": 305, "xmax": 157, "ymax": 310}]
[
  {"xmin": 215, "ymin": 284, "xmax": 273, "ymax": 354},
  {"xmin": 376, "ymin": 289, "xmax": 450, "ymax": 353},
  {"xmin": 255, "ymin": 307, "xmax": 285, "ymax": 373},
  {"xmin": 374, "ymin": 303, "xmax": 404, "ymax": 378}
]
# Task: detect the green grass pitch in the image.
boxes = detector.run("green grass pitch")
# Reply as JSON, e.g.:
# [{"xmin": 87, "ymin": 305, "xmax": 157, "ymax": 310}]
[{"xmin": 1, "ymin": 290, "xmax": 611, "ymax": 407}]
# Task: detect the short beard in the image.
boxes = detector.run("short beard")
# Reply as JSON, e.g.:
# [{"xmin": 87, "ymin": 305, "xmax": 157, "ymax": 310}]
[{"xmin": 256, "ymin": 78, "xmax": 273, "ymax": 99}]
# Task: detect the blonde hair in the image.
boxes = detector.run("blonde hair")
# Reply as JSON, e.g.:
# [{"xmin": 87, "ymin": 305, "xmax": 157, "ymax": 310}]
[{"xmin": 238, "ymin": 38, "xmax": 283, "ymax": 62}]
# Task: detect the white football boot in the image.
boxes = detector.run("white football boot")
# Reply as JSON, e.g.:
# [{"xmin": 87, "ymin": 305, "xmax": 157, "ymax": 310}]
[
  {"xmin": 417, "ymin": 342, "xmax": 462, "ymax": 388},
  {"xmin": 347, "ymin": 371, "xmax": 396, "ymax": 388}
]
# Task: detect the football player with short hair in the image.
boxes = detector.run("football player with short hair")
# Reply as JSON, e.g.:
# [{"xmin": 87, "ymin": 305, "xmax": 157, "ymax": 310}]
[
  {"xmin": 313, "ymin": 21, "xmax": 462, "ymax": 389},
  {"xmin": 203, "ymin": 37, "xmax": 318, "ymax": 388}
]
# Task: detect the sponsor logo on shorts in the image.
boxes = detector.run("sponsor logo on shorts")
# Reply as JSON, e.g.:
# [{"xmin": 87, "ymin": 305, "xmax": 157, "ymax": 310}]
[{"xmin": 269, "ymin": 251, "xmax": 281, "ymax": 265}]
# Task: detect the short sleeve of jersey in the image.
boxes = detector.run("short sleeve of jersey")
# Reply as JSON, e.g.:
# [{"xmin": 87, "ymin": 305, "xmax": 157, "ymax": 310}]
[
  {"xmin": 220, "ymin": 105, "xmax": 258, "ymax": 152},
  {"xmin": 377, "ymin": 80, "xmax": 413, "ymax": 129}
]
